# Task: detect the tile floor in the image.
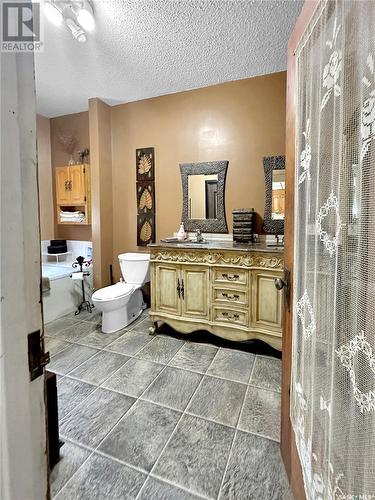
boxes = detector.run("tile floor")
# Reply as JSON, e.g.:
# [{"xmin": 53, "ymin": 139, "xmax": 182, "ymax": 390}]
[{"xmin": 46, "ymin": 308, "xmax": 290, "ymax": 500}]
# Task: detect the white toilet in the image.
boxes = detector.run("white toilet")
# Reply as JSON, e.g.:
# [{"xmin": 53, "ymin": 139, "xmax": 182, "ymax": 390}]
[{"xmin": 92, "ymin": 252, "xmax": 150, "ymax": 333}]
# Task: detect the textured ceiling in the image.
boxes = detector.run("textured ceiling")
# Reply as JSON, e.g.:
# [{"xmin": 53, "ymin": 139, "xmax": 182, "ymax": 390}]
[{"xmin": 35, "ymin": 0, "xmax": 303, "ymax": 117}]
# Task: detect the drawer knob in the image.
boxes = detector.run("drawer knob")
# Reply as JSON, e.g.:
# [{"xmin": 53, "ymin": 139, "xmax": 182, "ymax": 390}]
[
  {"xmin": 222, "ymin": 273, "xmax": 239, "ymax": 281},
  {"xmin": 222, "ymin": 292, "xmax": 239, "ymax": 301}
]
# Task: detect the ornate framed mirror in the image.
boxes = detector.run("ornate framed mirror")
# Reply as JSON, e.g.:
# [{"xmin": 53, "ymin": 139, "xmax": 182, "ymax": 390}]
[
  {"xmin": 180, "ymin": 160, "xmax": 229, "ymax": 233},
  {"xmin": 263, "ymin": 155, "xmax": 285, "ymax": 234}
]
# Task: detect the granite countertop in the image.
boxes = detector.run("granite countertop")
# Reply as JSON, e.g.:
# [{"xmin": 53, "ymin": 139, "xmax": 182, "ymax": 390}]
[{"xmin": 148, "ymin": 238, "xmax": 284, "ymax": 254}]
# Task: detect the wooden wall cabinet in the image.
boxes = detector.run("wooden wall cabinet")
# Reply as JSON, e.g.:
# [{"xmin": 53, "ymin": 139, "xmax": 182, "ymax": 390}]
[
  {"xmin": 150, "ymin": 246, "xmax": 284, "ymax": 350},
  {"xmin": 55, "ymin": 164, "xmax": 91, "ymax": 225}
]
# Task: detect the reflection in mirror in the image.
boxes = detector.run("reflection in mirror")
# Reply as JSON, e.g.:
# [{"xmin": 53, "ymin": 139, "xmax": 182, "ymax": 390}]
[
  {"xmin": 271, "ymin": 170, "xmax": 285, "ymax": 220},
  {"xmin": 188, "ymin": 174, "xmax": 218, "ymax": 219}
]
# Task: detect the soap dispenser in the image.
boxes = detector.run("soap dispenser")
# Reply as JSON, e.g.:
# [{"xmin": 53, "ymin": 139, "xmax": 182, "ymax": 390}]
[{"xmin": 177, "ymin": 222, "xmax": 186, "ymax": 241}]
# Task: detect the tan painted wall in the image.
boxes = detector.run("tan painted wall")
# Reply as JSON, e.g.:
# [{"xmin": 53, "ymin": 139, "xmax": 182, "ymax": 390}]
[
  {"xmin": 111, "ymin": 72, "xmax": 286, "ymax": 279},
  {"xmin": 89, "ymin": 98, "xmax": 113, "ymax": 288},
  {"xmin": 36, "ymin": 115, "xmax": 54, "ymax": 241},
  {"xmin": 50, "ymin": 111, "xmax": 92, "ymax": 241}
]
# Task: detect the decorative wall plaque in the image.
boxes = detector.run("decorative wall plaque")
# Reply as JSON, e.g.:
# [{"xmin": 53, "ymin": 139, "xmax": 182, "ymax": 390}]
[
  {"xmin": 136, "ymin": 149, "xmax": 156, "ymax": 245},
  {"xmin": 136, "ymin": 147, "xmax": 154, "ymax": 181}
]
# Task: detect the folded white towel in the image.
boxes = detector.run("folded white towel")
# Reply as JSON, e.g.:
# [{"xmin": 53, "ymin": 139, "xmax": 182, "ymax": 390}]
[
  {"xmin": 60, "ymin": 211, "xmax": 85, "ymax": 217},
  {"xmin": 60, "ymin": 210, "xmax": 86, "ymax": 223}
]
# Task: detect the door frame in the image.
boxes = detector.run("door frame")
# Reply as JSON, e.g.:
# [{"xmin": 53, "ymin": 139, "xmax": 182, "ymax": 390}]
[
  {"xmin": 281, "ymin": 1, "xmax": 319, "ymax": 498},
  {"xmin": 0, "ymin": 51, "xmax": 49, "ymax": 499}
]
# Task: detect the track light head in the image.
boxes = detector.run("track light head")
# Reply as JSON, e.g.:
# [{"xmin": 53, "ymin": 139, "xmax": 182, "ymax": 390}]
[
  {"xmin": 44, "ymin": 0, "xmax": 63, "ymax": 26},
  {"xmin": 66, "ymin": 18, "xmax": 87, "ymax": 43},
  {"xmin": 76, "ymin": 0, "xmax": 95, "ymax": 32}
]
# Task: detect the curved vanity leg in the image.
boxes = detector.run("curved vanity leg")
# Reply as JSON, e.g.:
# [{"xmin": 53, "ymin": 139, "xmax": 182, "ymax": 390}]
[{"xmin": 149, "ymin": 321, "xmax": 158, "ymax": 336}]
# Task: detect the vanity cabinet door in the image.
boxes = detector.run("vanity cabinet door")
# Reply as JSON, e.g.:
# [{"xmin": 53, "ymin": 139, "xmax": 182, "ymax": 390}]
[
  {"xmin": 181, "ymin": 265, "xmax": 210, "ymax": 320},
  {"xmin": 251, "ymin": 270, "xmax": 283, "ymax": 333},
  {"xmin": 154, "ymin": 264, "xmax": 181, "ymax": 316}
]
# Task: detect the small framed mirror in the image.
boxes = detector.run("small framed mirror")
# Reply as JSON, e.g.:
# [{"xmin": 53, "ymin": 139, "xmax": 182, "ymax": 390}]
[
  {"xmin": 180, "ymin": 161, "xmax": 228, "ymax": 233},
  {"xmin": 263, "ymin": 155, "xmax": 285, "ymax": 234}
]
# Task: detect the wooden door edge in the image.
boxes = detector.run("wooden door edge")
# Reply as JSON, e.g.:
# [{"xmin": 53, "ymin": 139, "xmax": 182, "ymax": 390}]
[{"xmin": 281, "ymin": 1, "xmax": 320, "ymax": 499}]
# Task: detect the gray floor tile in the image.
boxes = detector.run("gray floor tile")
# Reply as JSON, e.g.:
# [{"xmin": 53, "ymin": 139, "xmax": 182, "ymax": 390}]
[
  {"xmin": 250, "ymin": 356, "xmax": 282, "ymax": 392},
  {"xmin": 57, "ymin": 377, "xmax": 97, "ymax": 419},
  {"xmin": 138, "ymin": 477, "xmax": 201, "ymax": 500},
  {"xmin": 77, "ymin": 327, "xmax": 127, "ymax": 349},
  {"xmin": 45, "ymin": 336, "xmax": 71, "ymax": 357},
  {"xmin": 169, "ymin": 343, "xmax": 217, "ymax": 373},
  {"xmin": 58, "ymin": 321, "xmax": 98, "ymax": 342},
  {"xmin": 207, "ymin": 348, "xmax": 255, "ymax": 383},
  {"xmin": 187, "ymin": 376, "xmax": 246, "ymax": 427},
  {"xmin": 219, "ymin": 430, "xmax": 290, "ymax": 499},
  {"xmin": 142, "ymin": 367, "xmax": 202, "ymax": 411},
  {"xmin": 137, "ymin": 336, "xmax": 184, "ymax": 364},
  {"xmin": 106, "ymin": 330, "xmax": 153, "ymax": 356},
  {"xmin": 54, "ymin": 453, "xmax": 146, "ymax": 500},
  {"xmin": 139, "ymin": 312, "xmax": 152, "ymax": 329},
  {"xmin": 238, "ymin": 386, "xmax": 281, "ymax": 441},
  {"xmin": 50, "ymin": 441, "xmax": 90, "ymax": 497},
  {"xmin": 69, "ymin": 351, "xmax": 130, "ymax": 385},
  {"xmin": 102, "ymin": 358, "xmax": 164, "ymax": 397},
  {"xmin": 130, "ymin": 318, "xmax": 151, "ymax": 334},
  {"xmin": 154, "ymin": 414, "xmax": 234, "ymax": 498},
  {"xmin": 71, "ymin": 309, "xmax": 101, "ymax": 324},
  {"xmin": 45, "ymin": 317, "xmax": 79, "ymax": 336},
  {"xmin": 48, "ymin": 345, "xmax": 99, "ymax": 376},
  {"xmin": 99, "ymin": 400, "xmax": 181, "ymax": 472},
  {"xmin": 60, "ymin": 388, "xmax": 135, "ymax": 448}
]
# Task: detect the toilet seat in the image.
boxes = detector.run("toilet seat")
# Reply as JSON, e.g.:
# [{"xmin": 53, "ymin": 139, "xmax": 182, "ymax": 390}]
[{"xmin": 92, "ymin": 282, "xmax": 134, "ymax": 301}]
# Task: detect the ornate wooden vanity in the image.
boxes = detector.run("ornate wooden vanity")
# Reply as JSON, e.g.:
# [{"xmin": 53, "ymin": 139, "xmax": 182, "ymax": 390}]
[{"xmin": 148, "ymin": 241, "xmax": 284, "ymax": 350}]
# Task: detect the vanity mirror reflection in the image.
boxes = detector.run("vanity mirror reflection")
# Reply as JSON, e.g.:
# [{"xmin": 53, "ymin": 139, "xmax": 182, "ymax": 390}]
[
  {"xmin": 188, "ymin": 174, "xmax": 218, "ymax": 219},
  {"xmin": 271, "ymin": 169, "xmax": 285, "ymax": 220},
  {"xmin": 263, "ymin": 155, "xmax": 285, "ymax": 234},
  {"xmin": 180, "ymin": 161, "xmax": 228, "ymax": 233}
]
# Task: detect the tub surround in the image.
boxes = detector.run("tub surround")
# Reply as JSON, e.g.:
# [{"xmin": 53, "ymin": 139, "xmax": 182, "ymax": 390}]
[
  {"xmin": 149, "ymin": 240, "xmax": 284, "ymax": 350},
  {"xmin": 41, "ymin": 239, "xmax": 93, "ymax": 265},
  {"xmin": 42, "ymin": 240, "xmax": 93, "ymax": 322}
]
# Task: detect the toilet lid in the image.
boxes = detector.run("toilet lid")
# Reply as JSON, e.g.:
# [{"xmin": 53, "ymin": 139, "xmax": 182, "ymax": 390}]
[{"xmin": 92, "ymin": 282, "xmax": 134, "ymax": 301}]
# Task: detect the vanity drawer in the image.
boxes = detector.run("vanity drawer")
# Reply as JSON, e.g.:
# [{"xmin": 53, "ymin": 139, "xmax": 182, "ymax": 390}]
[
  {"xmin": 213, "ymin": 287, "xmax": 248, "ymax": 308},
  {"xmin": 212, "ymin": 306, "xmax": 248, "ymax": 327},
  {"xmin": 213, "ymin": 267, "xmax": 248, "ymax": 286}
]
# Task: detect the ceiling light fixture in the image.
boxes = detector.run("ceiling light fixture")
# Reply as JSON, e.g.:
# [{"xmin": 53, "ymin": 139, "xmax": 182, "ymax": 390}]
[
  {"xmin": 76, "ymin": 0, "xmax": 95, "ymax": 32},
  {"xmin": 66, "ymin": 18, "xmax": 87, "ymax": 43},
  {"xmin": 44, "ymin": 0, "xmax": 64, "ymax": 26},
  {"xmin": 44, "ymin": 1, "xmax": 95, "ymax": 42}
]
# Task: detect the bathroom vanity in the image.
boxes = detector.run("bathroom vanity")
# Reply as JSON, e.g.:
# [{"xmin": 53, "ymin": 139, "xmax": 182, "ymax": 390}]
[{"xmin": 148, "ymin": 241, "xmax": 284, "ymax": 350}]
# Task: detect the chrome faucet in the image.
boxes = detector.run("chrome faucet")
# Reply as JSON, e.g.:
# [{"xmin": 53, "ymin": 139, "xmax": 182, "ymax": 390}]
[{"xmin": 195, "ymin": 229, "xmax": 204, "ymax": 243}]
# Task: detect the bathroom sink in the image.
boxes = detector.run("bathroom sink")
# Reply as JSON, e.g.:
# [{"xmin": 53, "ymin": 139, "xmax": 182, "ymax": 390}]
[
  {"xmin": 176, "ymin": 240, "xmax": 208, "ymax": 248},
  {"xmin": 186, "ymin": 239, "xmax": 208, "ymax": 244}
]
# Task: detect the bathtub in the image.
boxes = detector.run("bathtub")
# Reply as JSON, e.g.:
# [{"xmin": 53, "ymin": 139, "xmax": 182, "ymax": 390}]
[{"xmin": 42, "ymin": 264, "xmax": 93, "ymax": 323}]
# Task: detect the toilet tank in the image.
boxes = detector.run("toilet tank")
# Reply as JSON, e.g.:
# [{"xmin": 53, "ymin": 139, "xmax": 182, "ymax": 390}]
[{"xmin": 118, "ymin": 252, "xmax": 150, "ymax": 286}]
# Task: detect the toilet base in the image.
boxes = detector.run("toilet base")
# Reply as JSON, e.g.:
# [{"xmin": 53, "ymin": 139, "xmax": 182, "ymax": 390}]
[{"xmin": 102, "ymin": 289, "xmax": 143, "ymax": 333}]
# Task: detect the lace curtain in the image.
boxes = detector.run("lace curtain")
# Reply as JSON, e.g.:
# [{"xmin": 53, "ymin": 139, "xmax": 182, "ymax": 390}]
[{"xmin": 291, "ymin": 1, "xmax": 375, "ymax": 498}]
